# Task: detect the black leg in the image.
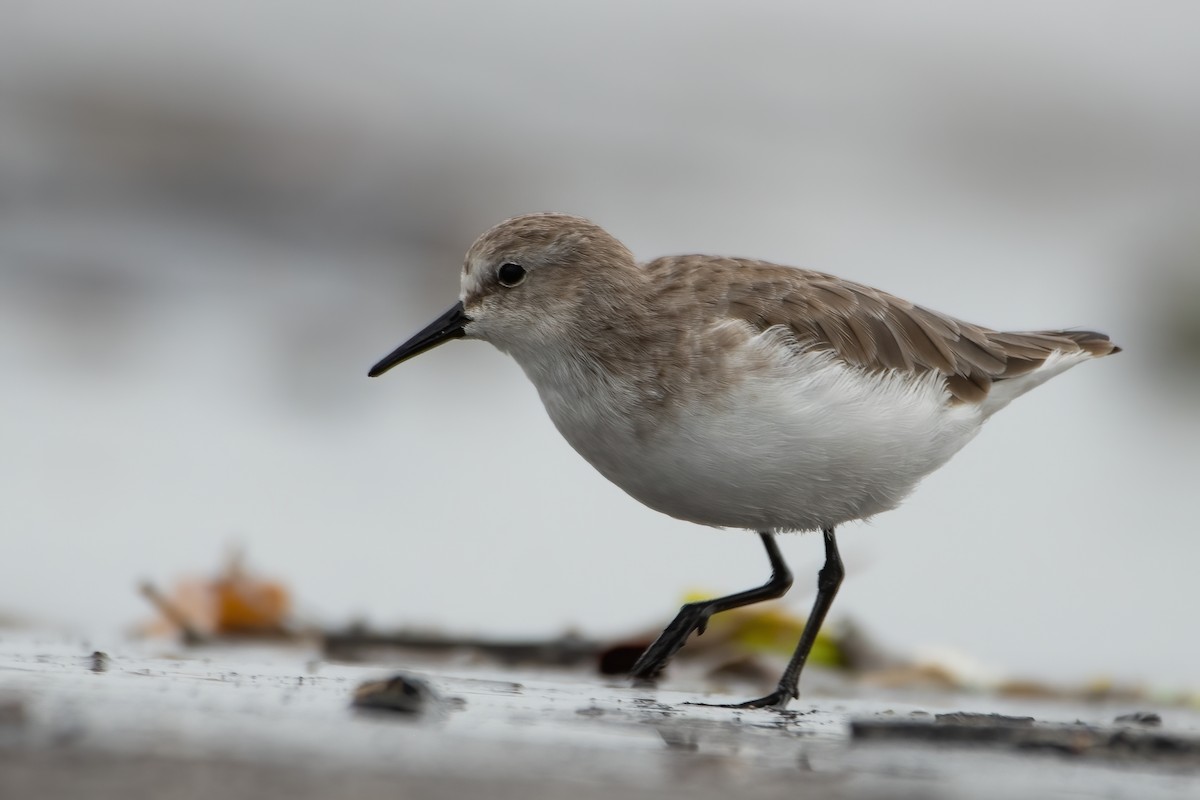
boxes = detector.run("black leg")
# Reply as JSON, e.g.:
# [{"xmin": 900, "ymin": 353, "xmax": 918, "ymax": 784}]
[
  {"xmin": 720, "ymin": 527, "xmax": 844, "ymax": 710},
  {"xmin": 629, "ymin": 532, "xmax": 793, "ymax": 684}
]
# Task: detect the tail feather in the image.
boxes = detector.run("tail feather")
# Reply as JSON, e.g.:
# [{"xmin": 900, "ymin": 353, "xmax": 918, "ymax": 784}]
[
  {"xmin": 975, "ymin": 328, "xmax": 1119, "ymax": 417},
  {"xmin": 1043, "ymin": 329, "xmax": 1122, "ymax": 357}
]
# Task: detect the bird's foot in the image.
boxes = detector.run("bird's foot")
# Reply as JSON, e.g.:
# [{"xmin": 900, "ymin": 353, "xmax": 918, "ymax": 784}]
[
  {"xmin": 686, "ymin": 686, "xmax": 796, "ymax": 711},
  {"xmin": 628, "ymin": 603, "xmax": 713, "ymax": 682}
]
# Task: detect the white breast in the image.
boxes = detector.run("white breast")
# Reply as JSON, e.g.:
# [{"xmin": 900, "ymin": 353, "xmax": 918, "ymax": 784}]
[{"xmin": 516, "ymin": 326, "xmax": 985, "ymax": 533}]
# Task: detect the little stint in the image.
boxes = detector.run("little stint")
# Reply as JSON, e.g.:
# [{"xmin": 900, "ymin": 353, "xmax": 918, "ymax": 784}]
[{"xmin": 369, "ymin": 213, "xmax": 1119, "ymax": 709}]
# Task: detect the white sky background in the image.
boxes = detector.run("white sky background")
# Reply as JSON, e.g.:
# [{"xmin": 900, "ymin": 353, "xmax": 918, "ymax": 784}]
[{"xmin": 2, "ymin": 1, "xmax": 1198, "ymax": 687}]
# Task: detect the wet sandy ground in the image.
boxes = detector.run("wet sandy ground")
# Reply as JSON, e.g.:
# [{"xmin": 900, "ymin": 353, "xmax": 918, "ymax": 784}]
[{"xmin": 2, "ymin": 632, "xmax": 1198, "ymax": 800}]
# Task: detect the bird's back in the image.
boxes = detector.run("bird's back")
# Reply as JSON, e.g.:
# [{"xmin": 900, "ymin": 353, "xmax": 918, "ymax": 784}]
[{"xmin": 643, "ymin": 255, "xmax": 1119, "ymax": 415}]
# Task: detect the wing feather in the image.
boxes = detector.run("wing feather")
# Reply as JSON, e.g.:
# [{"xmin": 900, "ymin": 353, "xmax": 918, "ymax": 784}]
[{"xmin": 646, "ymin": 255, "xmax": 1119, "ymax": 404}]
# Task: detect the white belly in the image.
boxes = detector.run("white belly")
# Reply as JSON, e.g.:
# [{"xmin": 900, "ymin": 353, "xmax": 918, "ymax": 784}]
[{"xmin": 526, "ymin": 339, "xmax": 983, "ymax": 533}]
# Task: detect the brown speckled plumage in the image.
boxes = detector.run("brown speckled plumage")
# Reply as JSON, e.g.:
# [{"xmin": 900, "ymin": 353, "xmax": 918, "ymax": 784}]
[
  {"xmin": 642, "ymin": 255, "xmax": 1120, "ymax": 404},
  {"xmin": 462, "ymin": 214, "xmax": 1119, "ymax": 407}
]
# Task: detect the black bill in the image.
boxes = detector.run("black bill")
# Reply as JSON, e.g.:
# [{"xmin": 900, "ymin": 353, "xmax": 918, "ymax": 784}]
[{"xmin": 368, "ymin": 301, "xmax": 469, "ymax": 377}]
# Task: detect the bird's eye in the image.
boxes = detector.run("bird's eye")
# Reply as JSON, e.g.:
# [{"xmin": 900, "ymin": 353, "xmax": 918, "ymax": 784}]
[{"xmin": 497, "ymin": 262, "xmax": 527, "ymax": 287}]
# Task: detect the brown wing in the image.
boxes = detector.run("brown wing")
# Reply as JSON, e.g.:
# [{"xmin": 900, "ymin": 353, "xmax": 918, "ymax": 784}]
[{"xmin": 649, "ymin": 256, "xmax": 1120, "ymax": 404}]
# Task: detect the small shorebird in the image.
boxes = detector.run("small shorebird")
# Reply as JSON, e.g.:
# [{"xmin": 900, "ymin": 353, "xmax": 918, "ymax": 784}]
[{"xmin": 369, "ymin": 213, "xmax": 1119, "ymax": 709}]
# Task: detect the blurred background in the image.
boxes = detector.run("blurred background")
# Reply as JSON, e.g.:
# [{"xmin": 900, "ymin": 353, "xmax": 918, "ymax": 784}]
[{"xmin": 2, "ymin": 1, "xmax": 1197, "ymax": 688}]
